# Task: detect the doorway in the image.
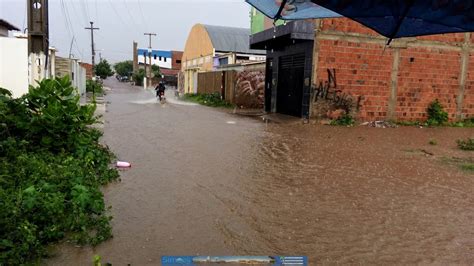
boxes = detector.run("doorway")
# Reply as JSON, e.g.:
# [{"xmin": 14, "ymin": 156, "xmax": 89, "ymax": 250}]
[{"xmin": 276, "ymin": 54, "xmax": 305, "ymax": 117}]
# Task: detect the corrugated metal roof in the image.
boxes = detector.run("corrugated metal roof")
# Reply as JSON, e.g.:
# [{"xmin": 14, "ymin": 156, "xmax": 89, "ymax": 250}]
[{"xmin": 203, "ymin": 24, "xmax": 265, "ymax": 55}]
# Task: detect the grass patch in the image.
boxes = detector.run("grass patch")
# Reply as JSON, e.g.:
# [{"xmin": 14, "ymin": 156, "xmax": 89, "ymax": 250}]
[
  {"xmin": 461, "ymin": 163, "xmax": 474, "ymax": 172},
  {"xmin": 457, "ymin": 138, "xmax": 474, "ymax": 151},
  {"xmin": 330, "ymin": 114, "xmax": 355, "ymax": 126},
  {"xmin": 429, "ymin": 139, "xmax": 437, "ymax": 145},
  {"xmin": 182, "ymin": 92, "xmax": 234, "ymax": 108}
]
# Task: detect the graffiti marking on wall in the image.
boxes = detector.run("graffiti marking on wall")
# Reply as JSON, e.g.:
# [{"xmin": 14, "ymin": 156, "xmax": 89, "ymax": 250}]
[
  {"xmin": 235, "ymin": 70, "xmax": 265, "ymax": 108},
  {"xmin": 313, "ymin": 68, "xmax": 362, "ymax": 112}
]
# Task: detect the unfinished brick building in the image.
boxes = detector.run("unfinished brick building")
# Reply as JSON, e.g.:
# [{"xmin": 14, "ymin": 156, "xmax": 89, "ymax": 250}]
[{"xmin": 251, "ymin": 11, "xmax": 474, "ymax": 122}]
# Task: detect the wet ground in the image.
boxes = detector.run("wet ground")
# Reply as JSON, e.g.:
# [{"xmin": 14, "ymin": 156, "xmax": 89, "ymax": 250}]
[{"xmin": 49, "ymin": 79, "xmax": 474, "ymax": 265}]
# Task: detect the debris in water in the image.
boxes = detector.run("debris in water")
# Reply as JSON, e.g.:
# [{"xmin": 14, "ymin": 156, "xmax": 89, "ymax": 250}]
[
  {"xmin": 362, "ymin": 121, "xmax": 398, "ymax": 128},
  {"xmin": 116, "ymin": 161, "xmax": 132, "ymax": 168}
]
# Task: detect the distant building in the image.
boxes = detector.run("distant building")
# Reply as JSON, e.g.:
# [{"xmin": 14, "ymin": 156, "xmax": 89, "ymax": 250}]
[
  {"xmin": 79, "ymin": 62, "xmax": 93, "ymax": 80},
  {"xmin": 0, "ymin": 18, "xmax": 19, "ymax": 37},
  {"xmin": 135, "ymin": 48, "xmax": 183, "ymax": 86},
  {"xmin": 180, "ymin": 24, "xmax": 265, "ymax": 94},
  {"xmin": 137, "ymin": 49, "xmax": 173, "ymax": 69},
  {"xmin": 0, "ymin": 19, "xmax": 28, "ymax": 98}
]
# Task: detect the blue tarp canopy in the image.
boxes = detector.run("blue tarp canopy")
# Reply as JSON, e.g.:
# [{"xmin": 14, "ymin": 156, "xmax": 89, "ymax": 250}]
[
  {"xmin": 246, "ymin": 0, "xmax": 341, "ymax": 20},
  {"xmin": 247, "ymin": 0, "xmax": 474, "ymax": 39}
]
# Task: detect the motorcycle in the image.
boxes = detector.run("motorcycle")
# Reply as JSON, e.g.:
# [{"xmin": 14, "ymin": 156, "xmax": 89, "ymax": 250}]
[{"xmin": 157, "ymin": 90, "xmax": 166, "ymax": 104}]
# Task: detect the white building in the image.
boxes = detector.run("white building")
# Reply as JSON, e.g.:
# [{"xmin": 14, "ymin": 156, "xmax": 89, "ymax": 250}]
[
  {"xmin": 137, "ymin": 49, "xmax": 172, "ymax": 69},
  {"xmin": 0, "ymin": 19, "xmax": 29, "ymax": 98}
]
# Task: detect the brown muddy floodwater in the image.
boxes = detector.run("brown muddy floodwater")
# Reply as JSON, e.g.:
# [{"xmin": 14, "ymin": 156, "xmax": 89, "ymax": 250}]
[{"xmin": 48, "ymin": 79, "xmax": 474, "ymax": 265}]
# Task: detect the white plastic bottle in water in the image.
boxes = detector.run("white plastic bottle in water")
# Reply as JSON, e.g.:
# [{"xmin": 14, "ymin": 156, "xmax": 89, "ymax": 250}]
[{"xmin": 116, "ymin": 161, "xmax": 132, "ymax": 168}]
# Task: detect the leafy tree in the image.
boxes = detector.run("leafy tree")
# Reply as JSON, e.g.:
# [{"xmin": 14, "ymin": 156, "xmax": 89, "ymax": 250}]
[
  {"xmin": 114, "ymin": 61, "xmax": 133, "ymax": 77},
  {"xmin": 94, "ymin": 59, "xmax": 114, "ymax": 79},
  {"xmin": 151, "ymin": 65, "xmax": 161, "ymax": 78}
]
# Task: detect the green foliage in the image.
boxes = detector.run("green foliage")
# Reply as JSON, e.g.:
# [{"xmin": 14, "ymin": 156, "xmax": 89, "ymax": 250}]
[
  {"xmin": 114, "ymin": 61, "xmax": 133, "ymax": 77},
  {"xmin": 94, "ymin": 60, "xmax": 114, "ymax": 79},
  {"xmin": 0, "ymin": 76, "xmax": 119, "ymax": 264},
  {"xmin": 133, "ymin": 69, "xmax": 146, "ymax": 86},
  {"xmin": 461, "ymin": 163, "xmax": 474, "ymax": 172},
  {"xmin": 449, "ymin": 117, "xmax": 474, "ymax": 128},
  {"xmin": 330, "ymin": 114, "xmax": 355, "ymax": 126},
  {"xmin": 426, "ymin": 99, "xmax": 448, "ymax": 126},
  {"xmin": 429, "ymin": 139, "xmax": 437, "ymax": 145},
  {"xmin": 86, "ymin": 80, "xmax": 104, "ymax": 95},
  {"xmin": 182, "ymin": 93, "xmax": 233, "ymax": 108},
  {"xmin": 457, "ymin": 138, "xmax": 474, "ymax": 151},
  {"xmin": 151, "ymin": 65, "xmax": 161, "ymax": 78}
]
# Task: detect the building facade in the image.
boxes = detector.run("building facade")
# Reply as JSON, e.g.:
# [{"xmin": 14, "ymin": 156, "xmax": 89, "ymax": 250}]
[
  {"xmin": 180, "ymin": 24, "xmax": 265, "ymax": 94},
  {"xmin": 251, "ymin": 9, "xmax": 474, "ymax": 121}
]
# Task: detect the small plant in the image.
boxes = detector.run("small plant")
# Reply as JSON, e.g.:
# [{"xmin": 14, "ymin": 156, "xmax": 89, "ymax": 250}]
[
  {"xmin": 133, "ymin": 69, "xmax": 146, "ymax": 86},
  {"xmin": 426, "ymin": 99, "xmax": 448, "ymax": 126},
  {"xmin": 429, "ymin": 139, "xmax": 437, "ymax": 145},
  {"xmin": 86, "ymin": 79, "xmax": 104, "ymax": 95},
  {"xmin": 461, "ymin": 163, "xmax": 474, "ymax": 172},
  {"xmin": 330, "ymin": 113, "xmax": 355, "ymax": 126},
  {"xmin": 457, "ymin": 138, "xmax": 474, "ymax": 151}
]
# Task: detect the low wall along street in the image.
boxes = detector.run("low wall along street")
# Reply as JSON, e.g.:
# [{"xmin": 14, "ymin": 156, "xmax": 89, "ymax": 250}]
[{"xmin": 312, "ymin": 18, "xmax": 474, "ymax": 121}]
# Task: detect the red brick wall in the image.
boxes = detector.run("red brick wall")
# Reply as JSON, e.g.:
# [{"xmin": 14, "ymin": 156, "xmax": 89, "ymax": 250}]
[
  {"xmin": 396, "ymin": 48, "xmax": 461, "ymax": 121},
  {"xmin": 171, "ymin": 51, "xmax": 183, "ymax": 70},
  {"xmin": 313, "ymin": 18, "xmax": 474, "ymax": 121},
  {"xmin": 315, "ymin": 39, "xmax": 392, "ymax": 120}
]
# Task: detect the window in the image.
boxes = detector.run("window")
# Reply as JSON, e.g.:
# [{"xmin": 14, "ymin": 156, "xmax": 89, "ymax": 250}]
[
  {"xmin": 176, "ymin": 60, "xmax": 182, "ymax": 64},
  {"xmin": 159, "ymin": 56, "xmax": 162, "ymax": 61},
  {"xmin": 154, "ymin": 55, "xmax": 157, "ymax": 60},
  {"xmin": 164, "ymin": 57, "xmax": 167, "ymax": 62}
]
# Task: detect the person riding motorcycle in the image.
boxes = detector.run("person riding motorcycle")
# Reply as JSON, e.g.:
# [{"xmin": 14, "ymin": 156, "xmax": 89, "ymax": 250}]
[{"xmin": 155, "ymin": 81, "xmax": 166, "ymax": 101}]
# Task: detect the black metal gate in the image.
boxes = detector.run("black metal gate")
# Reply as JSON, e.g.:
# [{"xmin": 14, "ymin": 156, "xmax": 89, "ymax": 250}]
[{"xmin": 277, "ymin": 54, "xmax": 306, "ymax": 117}]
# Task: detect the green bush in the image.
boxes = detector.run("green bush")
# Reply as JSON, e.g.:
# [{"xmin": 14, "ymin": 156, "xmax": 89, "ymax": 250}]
[
  {"xmin": 0, "ymin": 77, "xmax": 119, "ymax": 264},
  {"xmin": 427, "ymin": 99, "xmax": 448, "ymax": 126},
  {"xmin": 330, "ymin": 114, "xmax": 355, "ymax": 126},
  {"xmin": 86, "ymin": 79, "xmax": 104, "ymax": 95},
  {"xmin": 133, "ymin": 69, "xmax": 146, "ymax": 86},
  {"xmin": 457, "ymin": 138, "xmax": 474, "ymax": 151},
  {"xmin": 182, "ymin": 92, "xmax": 233, "ymax": 108}
]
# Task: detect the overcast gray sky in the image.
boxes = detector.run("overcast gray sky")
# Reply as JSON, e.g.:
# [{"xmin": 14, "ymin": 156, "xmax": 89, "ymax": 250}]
[{"xmin": 0, "ymin": 0, "xmax": 251, "ymax": 63}]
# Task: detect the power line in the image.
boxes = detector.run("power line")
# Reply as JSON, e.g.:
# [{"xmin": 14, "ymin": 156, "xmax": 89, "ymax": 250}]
[
  {"xmin": 123, "ymin": 0, "xmax": 141, "ymax": 33},
  {"xmin": 107, "ymin": 0, "xmax": 134, "ymax": 32},
  {"xmin": 137, "ymin": 0, "xmax": 149, "ymax": 31},
  {"xmin": 60, "ymin": 0, "xmax": 84, "ymax": 60}
]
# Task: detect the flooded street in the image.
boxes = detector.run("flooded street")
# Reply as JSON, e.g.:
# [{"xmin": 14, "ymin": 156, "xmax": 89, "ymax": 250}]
[{"xmin": 50, "ymin": 79, "xmax": 474, "ymax": 265}]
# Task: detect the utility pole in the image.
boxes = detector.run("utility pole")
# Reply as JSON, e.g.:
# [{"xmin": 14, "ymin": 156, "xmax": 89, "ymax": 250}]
[
  {"xmin": 85, "ymin": 21, "xmax": 99, "ymax": 76},
  {"xmin": 144, "ymin": 33, "xmax": 156, "ymax": 87},
  {"xmin": 28, "ymin": 0, "xmax": 49, "ymax": 83}
]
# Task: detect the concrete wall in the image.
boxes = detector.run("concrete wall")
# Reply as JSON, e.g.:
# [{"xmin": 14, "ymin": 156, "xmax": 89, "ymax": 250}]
[
  {"xmin": 312, "ymin": 18, "xmax": 474, "ymax": 121},
  {"xmin": 0, "ymin": 37, "xmax": 29, "ymax": 98},
  {"xmin": 55, "ymin": 57, "xmax": 86, "ymax": 95}
]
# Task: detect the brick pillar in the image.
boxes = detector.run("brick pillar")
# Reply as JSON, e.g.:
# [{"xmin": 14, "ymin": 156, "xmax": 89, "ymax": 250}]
[
  {"xmin": 388, "ymin": 48, "xmax": 401, "ymax": 120},
  {"xmin": 456, "ymin": 33, "xmax": 471, "ymax": 120}
]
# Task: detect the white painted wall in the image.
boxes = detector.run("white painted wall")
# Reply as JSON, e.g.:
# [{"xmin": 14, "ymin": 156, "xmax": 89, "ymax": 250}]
[
  {"xmin": 138, "ymin": 54, "xmax": 172, "ymax": 69},
  {"xmin": 0, "ymin": 37, "xmax": 29, "ymax": 98}
]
